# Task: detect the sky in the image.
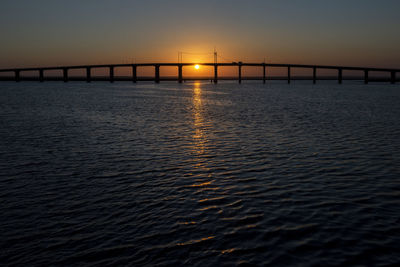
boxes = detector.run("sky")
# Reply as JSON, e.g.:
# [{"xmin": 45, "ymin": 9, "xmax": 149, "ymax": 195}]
[{"xmin": 1, "ymin": 0, "xmax": 400, "ymax": 75}]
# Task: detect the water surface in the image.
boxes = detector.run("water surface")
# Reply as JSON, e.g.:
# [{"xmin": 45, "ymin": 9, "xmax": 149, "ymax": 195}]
[{"xmin": 0, "ymin": 81, "xmax": 399, "ymax": 266}]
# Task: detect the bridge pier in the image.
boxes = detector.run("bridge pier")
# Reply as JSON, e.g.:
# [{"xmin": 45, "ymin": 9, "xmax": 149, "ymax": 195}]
[
  {"xmin": 109, "ymin": 66, "xmax": 114, "ymax": 83},
  {"xmin": 155, "ymin": 65, "xmax": 160, "ymax": 83},
  {"xmin": 2, "ymin": 63, "xmax": 399, "ymax": 84},
  {"xmin": 178, "ymin": 64, "xmax": 183, "ymax": 83},
  {"xmin": 338, "ymin": 68, "xmax": 343, "ymax": 84},
  {"xmin": 214, "ymin": 65, "xmax": 218, "ymax": 84},
  {"xmin": 86, "ymin": 67, "xmax": 91, "ymax": 83},
  {"xmin": 238, "ymin": 62, "xmax": 242, "ymax": 84},
  {"xmin": 63, "ymin": 68, "xmax": 68, "ymax": 82},
  {"xmin": 313, "ymin": 67, "xmax": 317, "ymax": 84},
  {"xmin": 263, "ymin": 64, "xmax": 266, "ymax": 84},
  {"xmin": 132, "ymin": 65, "xmax": 137, "ymax": 83},
  {"xmin": 39, "ymin": 69, "xmax": 44, "ymax": 82},
  {"xmin": 15, "ymin": 70, "xmax": 20, "ymax": 82}
]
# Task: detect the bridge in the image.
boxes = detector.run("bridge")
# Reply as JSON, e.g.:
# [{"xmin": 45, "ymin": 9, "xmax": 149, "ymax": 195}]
[{"xmin": 0, "ymin": 62, "xmax": 398, "ymax": 84}]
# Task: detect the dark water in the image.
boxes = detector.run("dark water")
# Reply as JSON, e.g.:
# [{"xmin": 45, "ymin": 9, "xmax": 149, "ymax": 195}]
[{"xmin": 1, "ymin": 81, "xmax": 399, "ymax": 266}]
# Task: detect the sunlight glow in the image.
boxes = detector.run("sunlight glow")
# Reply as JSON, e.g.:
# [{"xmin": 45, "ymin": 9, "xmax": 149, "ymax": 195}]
[{"xmin": 194, "ymin": 64, "xmax": 200, "ymax": 70}]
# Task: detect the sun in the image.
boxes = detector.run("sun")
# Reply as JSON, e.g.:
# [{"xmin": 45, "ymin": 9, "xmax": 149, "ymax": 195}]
[{"xmin": 194, "ymin": 64, "xmax": 200, "ymax": 70}]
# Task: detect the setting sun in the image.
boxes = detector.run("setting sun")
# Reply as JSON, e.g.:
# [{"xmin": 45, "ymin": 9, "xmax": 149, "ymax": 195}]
[{"xmin": 194, "ymin": 64, "xmax": 200, "ymax": 70}]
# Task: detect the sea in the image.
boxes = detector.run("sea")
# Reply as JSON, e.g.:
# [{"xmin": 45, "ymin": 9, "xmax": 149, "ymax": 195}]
[{"xmin": 0, "ymin": 81, "xmax": 399, "ymax": 266}]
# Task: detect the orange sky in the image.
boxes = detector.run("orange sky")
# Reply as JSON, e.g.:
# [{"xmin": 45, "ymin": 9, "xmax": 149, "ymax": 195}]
[{"xmin": 1, "ymin": 0, "xmax": 399, "ymax": 77}]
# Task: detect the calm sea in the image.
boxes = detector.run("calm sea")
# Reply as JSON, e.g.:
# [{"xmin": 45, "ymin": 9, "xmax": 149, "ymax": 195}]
[{"xmin": 0, "ymin": 81, "xmax": 399, "ymax": 266}]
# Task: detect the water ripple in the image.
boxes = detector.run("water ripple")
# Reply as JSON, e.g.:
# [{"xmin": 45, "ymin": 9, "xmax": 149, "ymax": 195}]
[{"xmin": 1, "ymin": 81, "xmax": 399, "ymax": 266}]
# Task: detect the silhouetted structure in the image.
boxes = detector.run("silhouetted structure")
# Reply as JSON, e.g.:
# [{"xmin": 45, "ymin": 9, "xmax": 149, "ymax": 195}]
[{"xmin": 0, "ymin": 63, "xmax": 398, "ymax": 84}]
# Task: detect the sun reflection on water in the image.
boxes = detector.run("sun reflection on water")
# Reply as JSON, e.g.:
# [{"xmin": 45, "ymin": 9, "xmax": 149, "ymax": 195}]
[
  {"xmin": 189, "ymin": 82, "xmax": 223, "ymax": 214},
  {"xmin": 192, "ymin": 82, "xmax": 206, "ymax": 155}
]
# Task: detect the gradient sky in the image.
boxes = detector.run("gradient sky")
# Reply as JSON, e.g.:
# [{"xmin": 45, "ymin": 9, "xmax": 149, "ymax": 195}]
[{"xmin": 1, "ymin": 0, "xmax": 400, "ymax": 71}]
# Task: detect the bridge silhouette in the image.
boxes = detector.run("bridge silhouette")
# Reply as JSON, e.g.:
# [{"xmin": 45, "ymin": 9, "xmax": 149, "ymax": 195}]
[{"xmin": 0, "ymin": 62, "xmax": 398, "ymax": 84}]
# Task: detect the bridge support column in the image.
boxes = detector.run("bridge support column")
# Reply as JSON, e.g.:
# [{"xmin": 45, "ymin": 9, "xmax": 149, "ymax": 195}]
[
  {"xmin": 155, "ymin": 65, "xmax": 160, "ymax": 83},
  {"xmin": 287, "ymin": 66, "xmax": 291, "ymax": 84},
  {"xmin": 338, "ymin": 68, "xmax": 343, "ymax": 84},
  {"xmin": 391, "ymin": 71, "xmax": 396, "ymax": 84},
  {"xmin": 15, "ymin": 70, "xmax": 20, "ymax": 82},
  {"xmin": 39, "ymin": 69, "xmax": 44, "ymax": 82},
  {"xmin": 132, "ymin": 65, "xmax": 137, "ymax": 83},
  {"xmin": 86, "ymin": 67, "xmax": 91, "ymax": 83},
  {"xmin": 313, "ymin": 67, "xmax": 317, "ymax": 84},
  {"xmin": 63, "ymin": 68, "xmax": 68, "ymax": 82},
  {"xmin": 238, "ymin": 62, "xmax": 242, "ymax": 84},
  {"xmin": 364, "ymin": 70, "xmax": 369, "ymax": 84},
  {"xmin": 263, "ymin": 64, "xmax": 266, "ymax": 84},
  {"xmin": 214, "ymin": 65, "xmax": 218, "ymax": 84},
  {"xmin": 178, "ymin": 64, "xmax": 183, "ymax": 83},
  {"xmin": 109, "ymin": 66, "xmax": 114, "ymax": 83}
]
